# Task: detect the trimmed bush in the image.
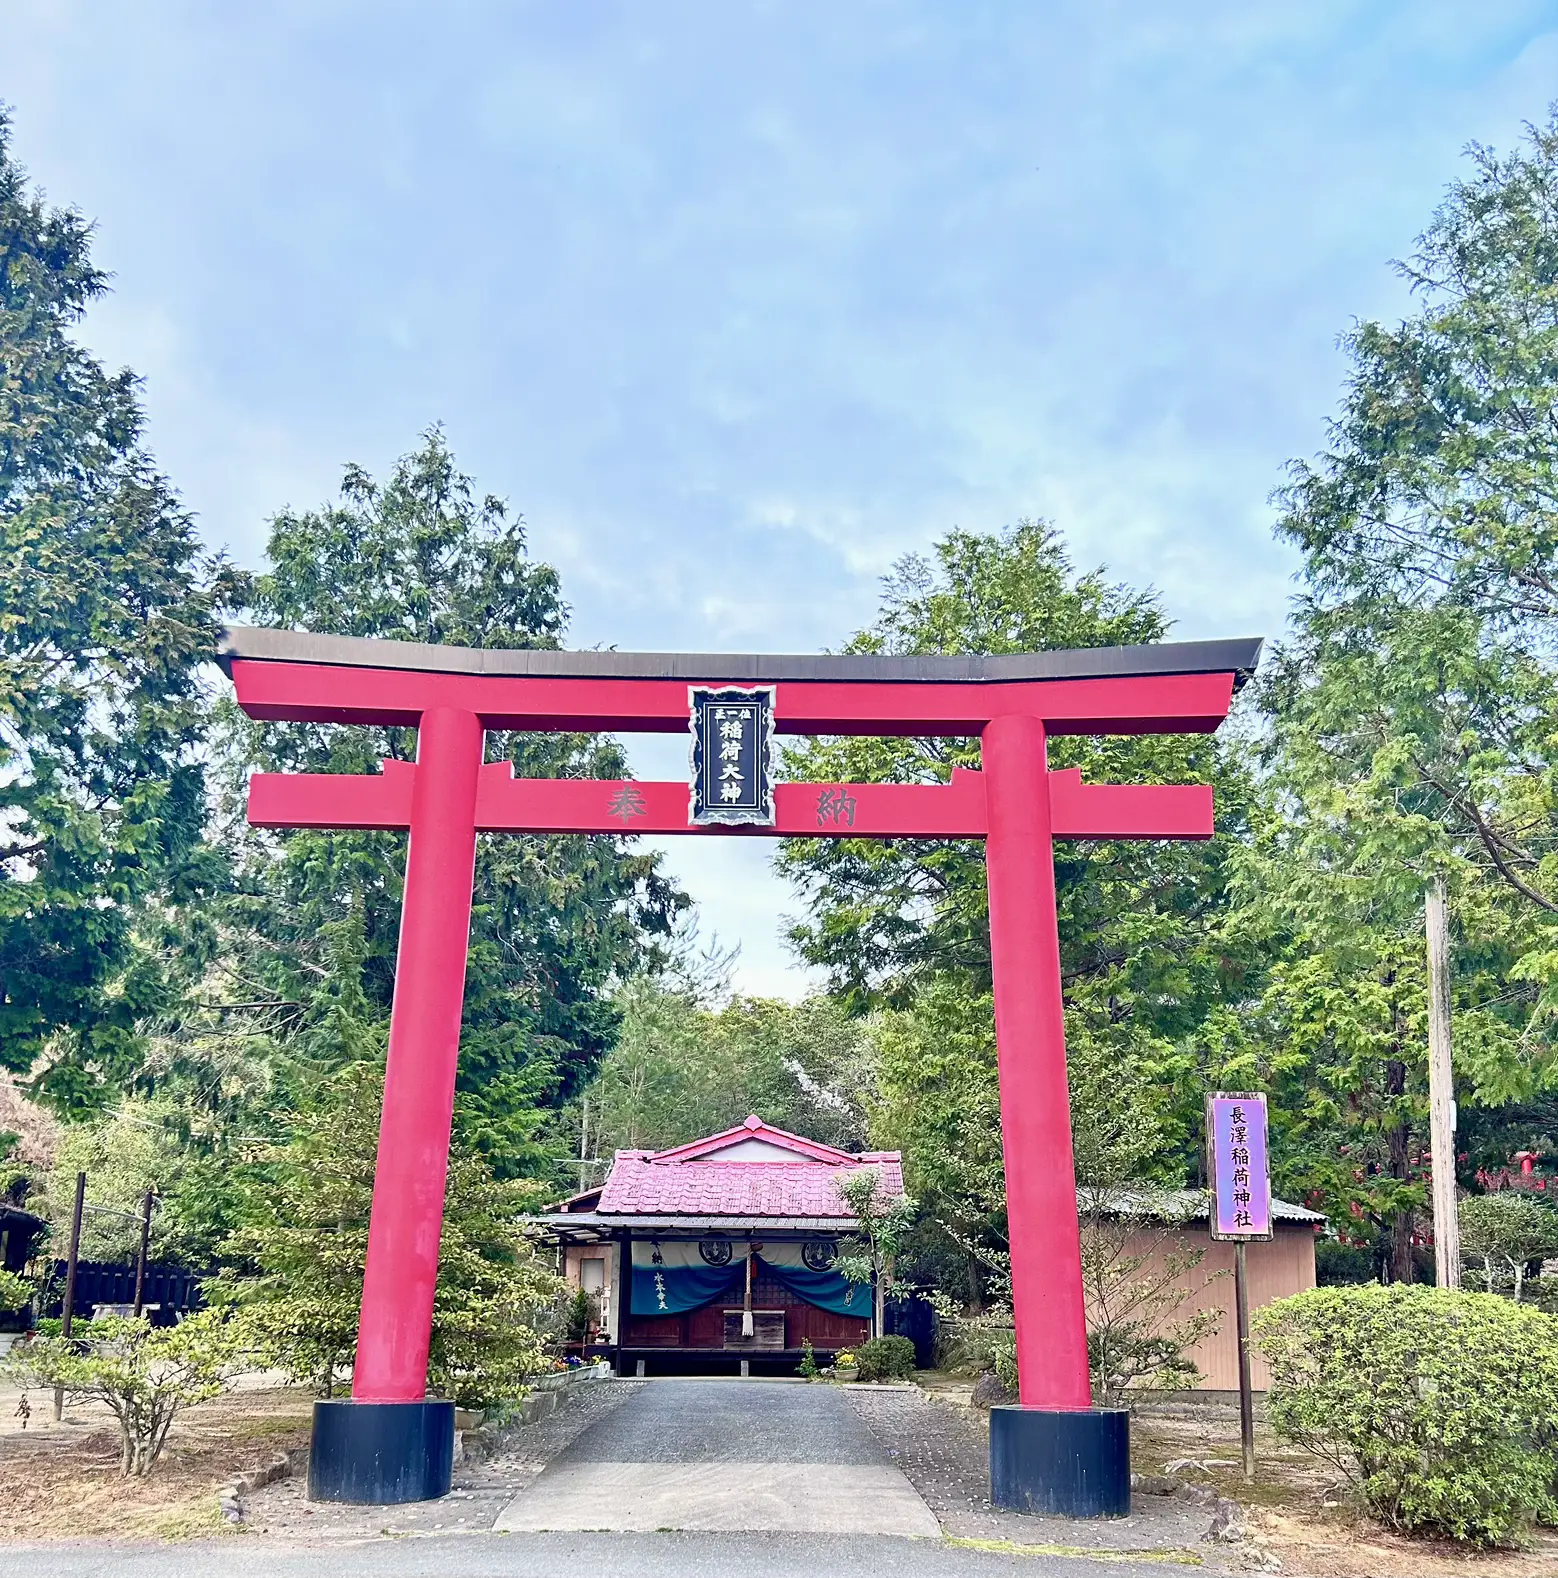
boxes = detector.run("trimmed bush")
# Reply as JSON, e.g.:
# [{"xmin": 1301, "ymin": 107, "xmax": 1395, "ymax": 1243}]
[
  {"xmin": 1251, "ymin": 1284, "xmax": 1558, "ymax": 1546},
  {"xmin": 854, "ymin": 1334, "xmax": 916, "ymax": 1382},
  {"xmin": 4, "ymin": 1311, "xmax": 246, "ymax": 1475}
]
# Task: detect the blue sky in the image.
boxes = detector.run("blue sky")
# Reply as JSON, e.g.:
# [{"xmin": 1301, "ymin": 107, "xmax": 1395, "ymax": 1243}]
[{"xmin": 9, "ymin": 2, "xmax": 1558, "ymax": 993}]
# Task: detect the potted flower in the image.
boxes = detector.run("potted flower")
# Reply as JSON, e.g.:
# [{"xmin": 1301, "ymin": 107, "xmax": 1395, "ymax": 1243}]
[{"xmin": 832, "ymin": 1348, "xmax": 858, "ymax": 1381}]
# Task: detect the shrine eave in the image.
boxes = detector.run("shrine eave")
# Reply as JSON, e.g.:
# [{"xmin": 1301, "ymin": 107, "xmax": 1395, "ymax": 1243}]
[
  {"xmin": 218, "ymin": 626, "xmax": 1263, "ymax": 689},
  {"xmin": 527, "ymin": 1212, "xmax": 861, "ymax": 1241}
]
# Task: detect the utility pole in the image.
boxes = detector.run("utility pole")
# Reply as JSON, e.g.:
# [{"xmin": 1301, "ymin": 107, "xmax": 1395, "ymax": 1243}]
[
  {"xmin": 578, "ymin": 1095, "xmax": 590, "ymax": 1193},
  {"xmin": 1426, "ymin": 875, "xmax": 1460, "ymax": 1289},
  {"xmin": 54, "ymin": 1170, "xmax": 86, "ymax": 1422},
  {"xmin": 132, "ymin": 1189, "xmax": 155, "ymax": 1317}
]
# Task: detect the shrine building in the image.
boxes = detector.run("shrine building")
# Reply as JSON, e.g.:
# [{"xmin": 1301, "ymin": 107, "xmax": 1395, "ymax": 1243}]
[{"xmin": 537, "ymin": 1115, "xmax": 900, "ymax": 1374}]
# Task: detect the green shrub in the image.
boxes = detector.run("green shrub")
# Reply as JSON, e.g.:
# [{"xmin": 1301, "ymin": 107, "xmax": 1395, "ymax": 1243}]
[
  {"xmin": 564, "ymin": 1288, "xmax": 595, "ymax": 1345},
  {"xmin": 987, "ymin": 1330, "xmax": 1017, "ymax": 1395},
  {"xmin": 854, "ymin": 1334, "xmax": 916, "ymax": 1382},
  {"xmin": 1251, "ymin": 1284, "xmax": 1558, "ymax": 1546},
  {"xmin": 930, "ymin": 1301, "xmax": 1018, "ymax": 1392},
  {"xmin": 3, "ymin": 1311, "xmax": 247, "ymax": 1475},
  {"xmin": 0, "ymin": 1269, "xmax": 32, "ymax": 1312}
]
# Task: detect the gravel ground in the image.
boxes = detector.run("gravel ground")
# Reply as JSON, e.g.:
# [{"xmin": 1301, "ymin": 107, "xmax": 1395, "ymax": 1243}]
[
  {"xmin": 239, "ymin": 1376, "xmax": 1255, "ymax": 1565},
  {"xmin": 243, "ymin": 1378, "xmax": 644, "ymax": 1540},
  {"xmin": 845, "ymin": 1386, "xmax": 1246, "ymax": 1568}
]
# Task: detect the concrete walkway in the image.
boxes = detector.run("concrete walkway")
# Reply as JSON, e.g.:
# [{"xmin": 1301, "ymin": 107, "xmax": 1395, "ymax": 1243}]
[{"xmin": 494, "ymin": 1379, "xmax": 941, "ymax": 1537}]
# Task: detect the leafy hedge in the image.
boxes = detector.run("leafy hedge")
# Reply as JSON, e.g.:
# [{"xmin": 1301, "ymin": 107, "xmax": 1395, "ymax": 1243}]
[
  {"xmin": 5, "ymin": 1311, "xmax": 246, "ymax": 1475},
  {"xmin": 855, "ymin": 1335, "xmax": 917, "ymax": 1381},
  {"xmin": 1251, "ymin": 1284, "xmax": 1558, "ymax": 1546}
]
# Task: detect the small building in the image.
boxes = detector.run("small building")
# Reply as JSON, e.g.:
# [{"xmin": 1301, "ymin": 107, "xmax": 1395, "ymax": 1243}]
[
  {"xmin": 536, "ymin": 1115, "xmax": 900, "ymax": 1374},
  {"xmin": 1086, "ymin": 1188, "xmax": 1324, "ymax": 1393},
  {"xmin": 0, "ymin": 1204, "xmax": 45, "ymax": 1332},
  {"xmin": 0, "ymin": 1204, "xmax": 45, "ymax": 1277}
]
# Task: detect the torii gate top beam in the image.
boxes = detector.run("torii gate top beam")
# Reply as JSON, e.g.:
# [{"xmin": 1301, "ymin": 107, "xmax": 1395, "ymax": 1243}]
[{"xmin": 219, "ymin": 627, "xmax": 1261, "ymax": 737}]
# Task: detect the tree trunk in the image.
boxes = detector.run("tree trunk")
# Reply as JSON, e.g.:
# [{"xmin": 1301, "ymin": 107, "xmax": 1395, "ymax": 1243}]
[{"xmin": 1389, "ymin": 1209, "xmax": 1415, "ymax": 1284}]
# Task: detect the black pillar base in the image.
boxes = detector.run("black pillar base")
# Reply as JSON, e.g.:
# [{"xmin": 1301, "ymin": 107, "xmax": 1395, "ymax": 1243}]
[
  {"xmin": 989, "ymin": 1405, "xmax": 1130, "ymax": 1518},
  {"xmin": 307, "ymin": 1398, "xmax": 454, "ymax": 1505}
]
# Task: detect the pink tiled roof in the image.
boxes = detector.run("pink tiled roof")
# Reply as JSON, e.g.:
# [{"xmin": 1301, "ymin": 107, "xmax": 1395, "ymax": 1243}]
[
  {"xmin": 648, "ymin": 1118, "xmax": 861, "ymax": 1165},
  {"xmin": 591, "ymin": 1116, "xmax": 905, "ymax": 1220},
  {"xmin": 597, "ymin": 1157, "xmax": 903, "ymax": 1217}
]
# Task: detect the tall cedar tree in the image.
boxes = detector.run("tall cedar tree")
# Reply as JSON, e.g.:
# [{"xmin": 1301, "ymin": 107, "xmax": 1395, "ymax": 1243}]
[
  {"xmin": 0, "ymin": 112, "xmax": 242, "ymax": 1113},
  {"xmin": 1246, "ymin": 115, "xmax": 1558, "ymax": 1273}
]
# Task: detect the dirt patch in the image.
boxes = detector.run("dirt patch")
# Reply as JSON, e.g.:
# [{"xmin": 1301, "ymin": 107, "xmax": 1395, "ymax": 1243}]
[
  {"xmin": 1246, "ymin": 1509, "xmax": 1558, "ymax": 1578},
  {"xmin": 0, "ymin": 1384, "xmax": 312, "ymax": 1542},
  {"xmin": 1130, "ymin": 1403, "xmax": 1558, "ymax": 1577}
]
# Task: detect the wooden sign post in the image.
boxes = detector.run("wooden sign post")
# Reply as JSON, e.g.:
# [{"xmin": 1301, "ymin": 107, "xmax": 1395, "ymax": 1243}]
[{"xmin": 1206, "ymin": 1091, "xmax": 1274, "ymax": 1481}]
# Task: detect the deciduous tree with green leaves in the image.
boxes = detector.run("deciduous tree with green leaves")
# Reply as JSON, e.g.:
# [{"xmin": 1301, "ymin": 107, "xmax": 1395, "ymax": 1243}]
[
  {"xmin": 777, "ymin": 523, "xmax": 1261, "ymax": 1266},
  {"xmin": 189, "ymin": 432, "xmax": 685, "ymax": 1179},
  {"xmin": 221, "ymin": 1059, "xmax": 562, "ymax": 1406},
  {"xmin": 865, "ymin": 976, "xmax": 1005, "ymax": 1307},
  {"xmin": 586, "ymin": 970, "xmax": 877, "ymax": 1161},
  {"xmin": 1458, "ymin": 1191, "xmax": 1558, "ymax": 1301},
  {"xmin": 837, "ymin": 1164, "xmax": 915, "ymax": 1338},
  {"xmin": 5, "ymin": 1310, "xmax": 246, "ymax": 1475}
]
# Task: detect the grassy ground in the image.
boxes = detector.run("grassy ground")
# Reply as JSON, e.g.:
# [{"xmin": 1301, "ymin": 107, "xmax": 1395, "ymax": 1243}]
[{"xmin": 0, "ymin": 1381, "xmax": 312, "ymax": 1542}]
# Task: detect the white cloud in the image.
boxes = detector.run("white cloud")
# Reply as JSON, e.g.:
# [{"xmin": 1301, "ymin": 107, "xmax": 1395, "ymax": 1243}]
[{"xmin": 7, "ymin": 0, "xmax": 1557, "ymax": 991}]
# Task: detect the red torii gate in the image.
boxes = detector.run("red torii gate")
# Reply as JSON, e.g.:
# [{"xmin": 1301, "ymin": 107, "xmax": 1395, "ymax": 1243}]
[{"xmin": 221, "ymin": 626, "xmax": 1259, "ymax": 1512}]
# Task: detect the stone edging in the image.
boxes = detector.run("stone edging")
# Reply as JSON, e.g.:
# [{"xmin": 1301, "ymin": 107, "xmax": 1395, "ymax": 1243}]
[
  {"xmin": 458, "ymin": 1361, "xmax": 616, "ymax": 1464},
  {"xmin": 216, "ymin": 1446, "xmax": 308, "ymax": 1525}
]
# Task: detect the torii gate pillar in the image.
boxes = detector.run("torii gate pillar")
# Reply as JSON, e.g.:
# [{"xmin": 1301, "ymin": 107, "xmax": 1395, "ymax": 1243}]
[
  {"xmin": 220, "ymin": 627, "xmax": 1259, "ymax": 1515},
  {"xmin": 983, "ymin": 711, "xmax": 1119, "ymax": 1511},
  {"xmin": 984, "ymin": 713, "xmax": 1091, "ymax": 1405}
]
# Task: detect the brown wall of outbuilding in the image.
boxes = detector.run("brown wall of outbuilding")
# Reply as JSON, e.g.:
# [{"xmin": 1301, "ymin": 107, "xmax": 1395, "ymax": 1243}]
[{"xmin": 1100, "ymin": 1223, "xmax": 1317, "ymax": 1392}]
